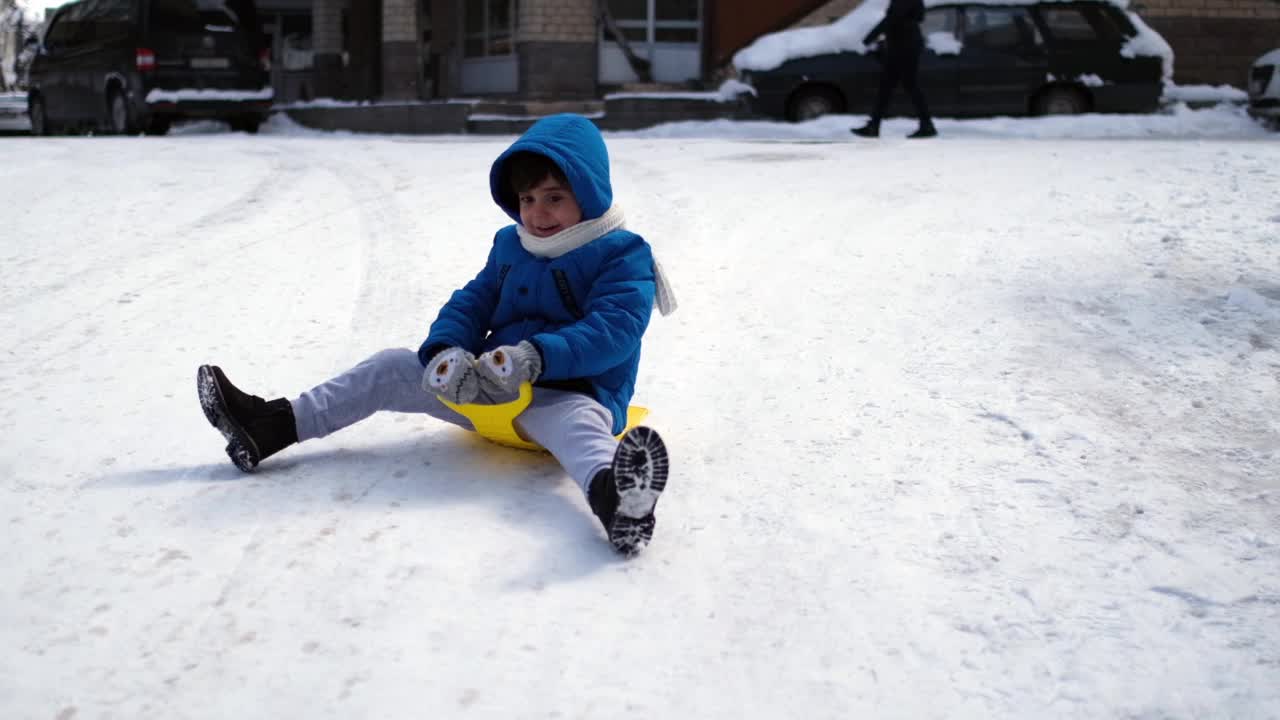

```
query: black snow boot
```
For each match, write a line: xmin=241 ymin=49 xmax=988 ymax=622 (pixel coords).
xmin=588 ymin=426 xmax=669 ymax=556
xmin=197 ymin=365 xmax=297 ymax=472
xmin=851 ymin=120 xmax=880 ymax=138
xmin=908 ymin=119 xmax=938 ymax=139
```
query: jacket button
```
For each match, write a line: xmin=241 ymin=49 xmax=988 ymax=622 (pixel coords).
xmin=518 ymin=287 xmax=529 ymax=295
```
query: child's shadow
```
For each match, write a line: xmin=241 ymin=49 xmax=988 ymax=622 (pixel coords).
xmin=93 ymin=431 xmax=625 ymax=585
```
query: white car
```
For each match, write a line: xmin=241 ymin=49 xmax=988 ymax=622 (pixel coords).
xmin=1250 ymin=48 xmax=1280 ymax=129
xmin=0 ymin=93 xmax=31 ymax=133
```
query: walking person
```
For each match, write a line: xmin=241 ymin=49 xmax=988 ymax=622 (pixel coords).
xmin=852 ymin=0 xmax=938 ymax=139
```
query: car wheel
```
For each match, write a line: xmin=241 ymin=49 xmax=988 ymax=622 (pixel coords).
xmin=787 ymin=86 xmax=844 ymax=122
xmin=28 ymin=95 xmax=49 ymax=136
xmin=1034 ymin=87 xmax=1088 ymax=116
xmin=107 ymin=89 xmax=138 ymax=135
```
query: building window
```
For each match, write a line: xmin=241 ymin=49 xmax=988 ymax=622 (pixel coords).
xmin=605 ymin=0 xmax=700 ymax=45
xmin=465 ymin=0 xmax=517 ymax=58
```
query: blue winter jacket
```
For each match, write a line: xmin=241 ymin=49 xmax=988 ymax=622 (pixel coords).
xmin=418 ymin=114 xmax=656 ymax=434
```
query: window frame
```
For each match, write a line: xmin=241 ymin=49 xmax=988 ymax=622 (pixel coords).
xmin=464 ymin=0 xmax=517 ymax=59
xmin=603 ymin=0 xmax=702 ymax=47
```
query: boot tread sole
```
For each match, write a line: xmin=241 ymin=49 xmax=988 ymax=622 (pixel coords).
xmin=608 ymin=426 xmax=669 ymax=556
xmin=197 ymin=365 xmax=261 ymax=472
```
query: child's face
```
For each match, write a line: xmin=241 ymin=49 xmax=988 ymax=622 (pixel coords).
xmin=518 ymin=175 xmax=583 ymax=238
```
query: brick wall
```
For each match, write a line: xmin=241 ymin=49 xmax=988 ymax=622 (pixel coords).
xmin=517 ymin=0 xmax=598 ymax=97
xmin=1136 ymin=0 xmax=1280 ymax=19
xmin=380 ymin=0 xmax=421 ymax=99
xmin=793 ymin=0 xmax=861 ymax=27
xmin=312 ymin=0 xmax=345 ymax=98
xmin=519 ymin=0 xmax=597 ymax=43
xmin=313 ymin=0 xmax=343 ymax=55
xmin=382 ymin=0 xmax=418 ymax=43
xmin=1135 ymin=0 xmax=1279 ymax=85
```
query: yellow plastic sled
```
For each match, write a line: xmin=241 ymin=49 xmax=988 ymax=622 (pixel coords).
xmin=438 ymin=381 xmax=649 ymax=451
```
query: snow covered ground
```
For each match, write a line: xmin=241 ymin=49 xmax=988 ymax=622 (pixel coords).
xmin=2 ymin=110 xmax=1278 ymax=719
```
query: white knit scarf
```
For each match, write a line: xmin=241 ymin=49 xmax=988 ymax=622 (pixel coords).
xmin=516 ymin=204 xmax=678 ymax=316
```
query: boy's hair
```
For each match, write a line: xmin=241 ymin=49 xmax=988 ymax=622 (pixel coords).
xmin=506 ymin=151 xmax=569 ymax=195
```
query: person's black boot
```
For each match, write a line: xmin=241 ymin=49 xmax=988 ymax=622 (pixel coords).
xmin=197 ymin=365 xmax=298 ymax=472
xmin=851 ymin=120 xmax=880 ymax=138
xmin=908 ymin=120 xmax=938 ymax=138
xmin=588 ymin=468 xmax=619 ymax=530
xmin=588 ymin=426 xmax=669 ymax=556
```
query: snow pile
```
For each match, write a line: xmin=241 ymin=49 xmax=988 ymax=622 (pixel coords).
xmin=273 ymin=97 xmax=484 ymax=110
xmin=1120 ymin=10 xmax=1175 ymax=83
xmin=145 ymin=87 xmax=274 ymax=103
xmin=258 ymin=110 xmax=352 ymax=136
xmin=1163 ymin=84 xmax=1249 ymax=104
xmin=717 ymin=78 xmax=758 ymax=99
xmin=168 ymin=119 xmax=239 ymax=135
xmin=1049 ymin=73 xmax=1109 ymax=86
xmin=927 ymin=31 xmax=962 ymax=55
xmin=603 ymin=79 xmax=756 ymax=103
xmin=734 ymin=0 xmax=882 ymax=72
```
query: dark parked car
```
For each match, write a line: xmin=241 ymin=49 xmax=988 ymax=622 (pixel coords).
xmin=739 ymin=0 xmax=1166 ymax=122
xmin=27 ymin=0 xmax=271 ymax=136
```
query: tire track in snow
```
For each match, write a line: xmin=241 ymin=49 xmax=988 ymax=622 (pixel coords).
xmin=315 ymin=146 xmax=432 ymax=350
xmin=4 ymin=144 xmax=291 ymax=314
xmin=6 ymin=146 xmax=378 ymax=364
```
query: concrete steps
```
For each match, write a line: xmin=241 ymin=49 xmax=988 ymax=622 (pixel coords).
xmin=282 ymin=88 xmax=752 ymax=136
xmin=465 ymin=98 xmax=606 ymax=135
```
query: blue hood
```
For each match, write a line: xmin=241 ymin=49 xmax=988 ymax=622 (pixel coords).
xmin=489 ymin=114 xmax=613 ymax=223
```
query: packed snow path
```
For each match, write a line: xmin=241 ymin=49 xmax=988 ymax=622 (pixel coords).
xmin=2 ymin=117 xmax=1278 ymax=719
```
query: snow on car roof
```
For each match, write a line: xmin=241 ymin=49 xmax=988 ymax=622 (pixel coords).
xmin=733 ymin=0 xmax=1172 ymax=83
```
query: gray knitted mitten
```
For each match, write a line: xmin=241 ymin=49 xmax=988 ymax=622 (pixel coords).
xmin=475 ymin=341 xmax=543 ymax=396
xmin=422 ymin=346 xmax=480 ymax=404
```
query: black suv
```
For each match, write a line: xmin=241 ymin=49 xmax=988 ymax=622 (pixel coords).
xmin=27 ymin=0 xmax=271 ymax=136
xmin=740 ymin=0 xmax=1165 ymax=122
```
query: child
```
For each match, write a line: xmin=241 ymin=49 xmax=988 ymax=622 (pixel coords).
xmin=196 ymin=114 xmax=675 ymax=556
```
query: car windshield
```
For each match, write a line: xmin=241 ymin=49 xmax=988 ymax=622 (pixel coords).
xmin=150 ymin=0 xmax=247 ymax=32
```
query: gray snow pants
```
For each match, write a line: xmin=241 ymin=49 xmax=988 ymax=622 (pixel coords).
xmin=290 ymin=348 xmax=618 ymax=496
